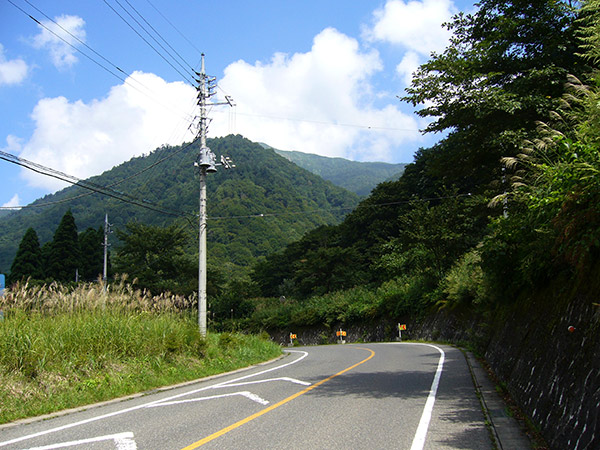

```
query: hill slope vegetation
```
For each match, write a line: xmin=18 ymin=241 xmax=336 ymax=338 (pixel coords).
xmin=0 ymin=135 xmax=359 ymax=274
xmin=271 ymin=147 xmax=406 ymax=196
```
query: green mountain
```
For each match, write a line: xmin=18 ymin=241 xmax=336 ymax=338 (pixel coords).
xmin=265 ymin=146 xmax=406 ymax=197
xmin=0 ymin=135 xmax=359 ymax=274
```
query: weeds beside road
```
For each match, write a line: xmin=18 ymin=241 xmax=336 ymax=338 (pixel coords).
xmin=0 ymin=280 xmax=281 ymax=424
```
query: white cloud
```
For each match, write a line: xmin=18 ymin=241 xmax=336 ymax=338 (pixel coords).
xmin=17 ymin=72 xmax=197 ymax=192
xmin=0 ymin=43 xmax=28 ymax=85
xmin=31 ymin=15 xmax=86 ymax=69
xmin=396 ymin=51 xmax=422 ymax=86
xmin=1 ymin=194 xmax=21 ymax=209
xmin=212 ymin=27 xmax=423 ymax=162
xmin=366 ymin=0 xmax=456 ymax=56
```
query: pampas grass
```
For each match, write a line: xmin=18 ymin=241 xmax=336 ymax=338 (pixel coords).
xmin=0 ymin=279 xmax=280 ymax=424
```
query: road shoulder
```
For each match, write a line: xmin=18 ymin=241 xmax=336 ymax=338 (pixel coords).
xmin=464 ymin=351 xmax=534 ymax=449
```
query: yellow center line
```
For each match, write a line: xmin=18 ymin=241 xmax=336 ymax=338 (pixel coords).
xmin=180 ymin=347 xmax=375 ymax=449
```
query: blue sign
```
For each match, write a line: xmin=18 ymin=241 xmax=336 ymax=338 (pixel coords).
xmin=0 ymin=274 xmax=4 ymax=296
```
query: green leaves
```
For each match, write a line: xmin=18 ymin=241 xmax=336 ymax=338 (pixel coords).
xmin=113 ymin=222 xmax=196 ymax=295
xmin=404 ymin=0 xmax=581 ymax=195
xmin=8 ymin=228 xmax=43 ymax=284
xmin=47 ymin=210 xmax=80 ymax=283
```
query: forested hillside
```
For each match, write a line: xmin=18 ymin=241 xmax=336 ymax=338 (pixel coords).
xmin=251 ymin=0 xmax=586 ymax=301
xmin=271 ymin=147 xmax=406 ymax=196
xmin=0 ymin=135 xmax=359 ymax=274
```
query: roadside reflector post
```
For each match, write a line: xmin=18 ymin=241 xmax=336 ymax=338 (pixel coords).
xmin=398 ymin=323 xmax=407 ymax=341
xmin=337 ymin=328 xmax=346 ymax=344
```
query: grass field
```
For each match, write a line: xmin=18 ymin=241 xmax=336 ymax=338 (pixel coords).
xmin=0 ymin=279 xmax=281 ymax=424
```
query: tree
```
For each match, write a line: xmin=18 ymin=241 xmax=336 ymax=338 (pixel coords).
xmin=47 ymin=210 xmax=80 ymax=283
xmin=403 ymin=0 xmax=582 ymax=195
xmin=483 ymin=0 xmax=600 ymax=282
xmin=113 ymin=222 xmax=196 ymax=295
xmin=79 ymin=226 xmax=105 ymax=281
xmin=376 ymin=193 xmax=485 ymax=281
xmin=8 ymin=228 xmax=43 ymax=284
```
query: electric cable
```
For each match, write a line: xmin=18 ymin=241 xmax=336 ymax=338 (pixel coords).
xmin=0 ymin=149 xmax=194 ymax=218
xmin=0 ymin=139 xmax=199 ymax=210
xmin=209 ymin=106 xmax=422 ymax=133
xmin=102 ymin=0 xmax=196 ymax=85
xmin=143 ymin=0 xmax=203 ymax=57
xmin=121 ymin=0 xmax=196 ymax=75
xmin=6 ymin=0 xmax=196 ymax=124
xmin=207 ymin=193 xmax=474 ymax=221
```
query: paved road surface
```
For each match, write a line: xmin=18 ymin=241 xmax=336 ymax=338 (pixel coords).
xmin=0 ymin=343 xmax=492 ymax=449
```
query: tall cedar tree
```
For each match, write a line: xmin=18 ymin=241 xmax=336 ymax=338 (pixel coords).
xmin=47 ymin=210 xmax=80 ymax=282
xmin=8 ymin=227 xmax=43 ymax=284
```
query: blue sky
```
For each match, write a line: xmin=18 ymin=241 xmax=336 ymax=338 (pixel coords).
xmin=0 ymin=0 xmax=475 ymax=208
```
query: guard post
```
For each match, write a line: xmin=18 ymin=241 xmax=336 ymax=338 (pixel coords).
xmin=398 ymin=323 xmax=407 ymax=341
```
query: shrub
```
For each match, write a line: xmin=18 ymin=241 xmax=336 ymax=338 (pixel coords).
xmin=441 ymin=250 xmax=488 ymax=308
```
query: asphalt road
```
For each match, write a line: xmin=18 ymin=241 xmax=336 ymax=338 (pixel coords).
xmin=0 ymin=343 xmax=492 ymax=449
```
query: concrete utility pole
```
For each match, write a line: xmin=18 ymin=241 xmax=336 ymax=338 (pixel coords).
xmin=103 ymin=213 xmax=111 ymax=288
xmin=194 ymin=54 xmax=235 ymax=337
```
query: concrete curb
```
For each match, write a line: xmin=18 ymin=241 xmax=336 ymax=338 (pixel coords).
xmin=464 ymin=351 xmax=533 ymax=449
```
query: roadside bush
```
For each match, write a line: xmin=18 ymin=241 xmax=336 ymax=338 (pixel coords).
xmin=441 ymin=249 xmax=489 ymax=309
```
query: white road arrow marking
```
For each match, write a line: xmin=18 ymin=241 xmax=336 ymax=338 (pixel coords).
xmin=22 ymin=432 xmax=137 ymax=450
xmin=215 ymin=376 xmax=311 ymax=388
xmin=146 ymin=391 xmax=269 ymax=407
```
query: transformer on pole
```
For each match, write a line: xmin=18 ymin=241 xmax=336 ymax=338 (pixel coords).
xmin=194 ymin=54 xmax=235 ymax=337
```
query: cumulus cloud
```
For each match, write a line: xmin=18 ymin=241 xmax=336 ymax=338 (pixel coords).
xmin=364 ymin=0 xmax=457 ymax=88
xmin=366 ymin=0 xmax=456 ymax=55
xmin=0 ymin=43 xmax=28 ymax=85
xmin=31 ymin=14 xmax=86 ymax=69
xmin=395 ymin=51 xmax=422 ymax=87
xmin=1 ymin=194 xmax=21 ymax=209
xmin=212 ymin=27 xmax=423 ymax=162
xmin=16 ymin=72 xmax=197 ymax=191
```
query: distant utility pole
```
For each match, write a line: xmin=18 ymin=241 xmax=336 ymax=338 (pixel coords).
xmin=103 ymin=213 xmax=112 ymax=288
xmin=194 ymin=54 xmax=235 ymax=336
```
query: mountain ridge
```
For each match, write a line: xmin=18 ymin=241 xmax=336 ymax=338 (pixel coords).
xmin=0 ymin=135 xmax=359 ymax=274
xmin=260 ymin=145 xmax=407 ymax=196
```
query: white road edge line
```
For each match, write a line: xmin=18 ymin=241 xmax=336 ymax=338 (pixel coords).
xmin=0 ymin=351 xmax=309 ymax=448
xmin=403 ymin=343 xmax=446 ymax=450
xmin=22 ymin=431 xmax=136 ymax=450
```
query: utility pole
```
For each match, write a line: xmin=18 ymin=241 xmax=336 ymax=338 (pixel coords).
xmin=194 ymin=54 xmax=235 ymax=337
xmin=103 ymin=213 xmax=111 ymax=288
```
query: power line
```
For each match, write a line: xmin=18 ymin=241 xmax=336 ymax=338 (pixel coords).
xmin=210 ymin=107 xmax=422 ymax=132
xmin=0 ymin=149 xmax=193 ymax=218
xmin=7 ymin=0 xmax=197 ymax=125
xmin=143 ymin=0 xmax=203 ymax=57
xmin=0 ymin=139 xmax=200 ymax=210
xmin=121 ymin=0 xmax=196 ymax=75
xmin=207 ymin=193 xmax=475 ymax=221
xmin=19 ymin=0 xmax=129 ymax=77
xmin=102 ymin=0 xmax=196 ymax=85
